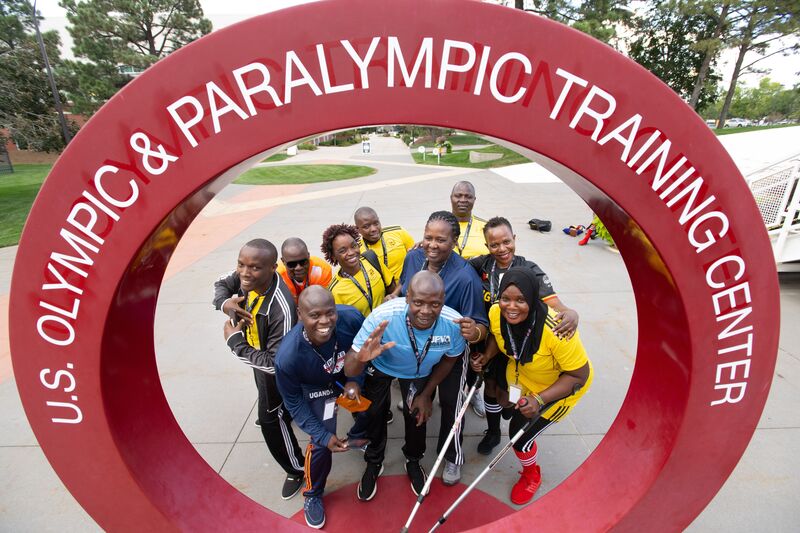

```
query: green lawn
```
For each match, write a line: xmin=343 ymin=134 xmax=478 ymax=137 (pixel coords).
xmin=446 ymin=134 xmax=492 ymax=146
xmin=713 ymin=123 xmax=798 ymax=136
xmin=411 ymin=133 xmax=492 ymax=148
xmin=0 ymin=164 xmax=52 ymax=247
xmin=0 ymin=162 xmax=375 ymax=247
xmin=412 ymin=145 xmax=530 ymax=169
xmin=262 ymin=153 xmax=292 ymax=162
xmin=234 ymin=164 xmax=376 ymax=185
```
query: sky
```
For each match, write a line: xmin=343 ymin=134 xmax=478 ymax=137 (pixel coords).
xmin=33 ymin=0 xmax=800 ymax=89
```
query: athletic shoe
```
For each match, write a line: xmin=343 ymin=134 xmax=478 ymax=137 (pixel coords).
xmin=396 ymin=399 xmax=404 ymax=411
xmin=477 ymin=430 xmax=501 ymax=455
xmin=303 ymin=496 xmax=325 ymax=529
xmin=510 ymin=463 xmax=542 ymax=505
xmin=281 ymin=474 xmax=303 ymax=500
xmin=386 ymin=409 xmax=394 ymax=425
xmin=442 ymin=460 xmax=461 ymax=486
xmin=357 ymin=463 xmax=384 ymax=501
xmin=470 ymin=392 xmax=486 ymax=418
xmin=254 ymin=418 xmax=261 ymax=427
xmin=405 ymin=459 xmax=428 ymax=496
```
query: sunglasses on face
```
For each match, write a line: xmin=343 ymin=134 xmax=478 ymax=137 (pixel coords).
xmin=285 ymin=258 xmax=310 ymax=269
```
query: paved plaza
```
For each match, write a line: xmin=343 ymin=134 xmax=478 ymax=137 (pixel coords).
xmin=1 ymin=129 xmax=799 ymax=531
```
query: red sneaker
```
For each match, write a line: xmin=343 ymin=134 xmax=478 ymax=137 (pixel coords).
xmin=510 ymin=464 xmax=541 ymax=505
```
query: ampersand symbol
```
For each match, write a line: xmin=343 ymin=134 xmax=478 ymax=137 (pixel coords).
xmin=130 ymin=132 xmax=179 ymax=176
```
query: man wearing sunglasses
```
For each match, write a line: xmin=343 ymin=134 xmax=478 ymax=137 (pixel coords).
xmin=277 ymin=237 xmax=333 ymax=303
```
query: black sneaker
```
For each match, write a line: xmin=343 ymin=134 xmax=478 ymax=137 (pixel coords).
xmin=281 ymin=474 xmax=304 ymax=500
xmin=386 ymin=409 xmax=394 ymax=425
xmin=357 ymin=463 xmax=384 ymax=501
xmin=477 ymin=430 xmax=501 ymax=455
xmin=405 ymin=460 xmax=428 ymax=496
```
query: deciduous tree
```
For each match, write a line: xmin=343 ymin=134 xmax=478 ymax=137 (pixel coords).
xmin=628 ymin=0 xmax=722 ymax=111
xmin=717 ymin=0 xmax=800 ymax=127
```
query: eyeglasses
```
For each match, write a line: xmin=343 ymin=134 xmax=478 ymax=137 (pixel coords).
xmin=285 ymin=258 xmax=310 ymax=269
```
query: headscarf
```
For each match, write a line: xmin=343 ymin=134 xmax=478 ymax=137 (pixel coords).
xmin=498 ymin=267 xmax=547 ymax=364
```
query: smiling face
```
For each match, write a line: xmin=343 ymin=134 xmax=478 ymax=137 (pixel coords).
xmin=236 ymin=245 xmax=276 ymax=294
xmin=422 ymin=220 xmax=456 ymax=268
xmin=406 ymin=280 xmax=445 ymax=330
xmin=406 ymin=270 xmax=444 ymax=329
xmin=298 ymin=288 xmax=338 ymax=346
xmin=354 ymin=210 xmax=382 ymax=245
xmin=332 ymin=233 xmax=361 ymax=273
xmin=498 ymin=283 xmax=530 ymax=325
xmin=485 ymin=224 xmax=516 ymax=268
xmin=450 ymin=182 xmax=476 ymax=220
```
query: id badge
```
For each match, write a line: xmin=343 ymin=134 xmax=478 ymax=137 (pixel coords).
xmin=323 ymin=398 xmax=337 ymax=420
xmin=508 ymin=384 xmax=522 ymax=404
xmin=406 ymin=382 xmax=417 ymax=410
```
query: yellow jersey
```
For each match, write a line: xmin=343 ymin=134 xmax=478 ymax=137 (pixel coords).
xmin=360 ymin=225 xmax=415 ymax=283
xmin=456 ymin=215 xmax=488 ymax=259
xmin=329 ymin=257 xmax=394 ymax=317
xmin=489 ymin=304 xmax=593 ymax=420
xmin=244 ymin=291 xmax=267 ymax=349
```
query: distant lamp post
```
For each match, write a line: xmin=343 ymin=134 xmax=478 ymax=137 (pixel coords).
xmin=32 ymin=0 xmax=72 ymax=146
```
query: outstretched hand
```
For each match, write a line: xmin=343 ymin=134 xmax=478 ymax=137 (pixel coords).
xmin=354 ymin=320 xmax=397 ymax=362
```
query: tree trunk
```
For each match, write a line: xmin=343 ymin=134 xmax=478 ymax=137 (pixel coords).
xmin=689 ymin=2 xmax=729 ymax=109
xmin=718 ymin=11 xmax=756 ymax=128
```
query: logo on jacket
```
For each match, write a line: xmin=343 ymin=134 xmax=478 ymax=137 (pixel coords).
xmin=323 ymin=350 xmax=346 ymax=374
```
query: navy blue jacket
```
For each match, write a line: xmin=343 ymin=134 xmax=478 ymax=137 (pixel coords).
xmin=275 ymin=305 xmax=364 ymax=447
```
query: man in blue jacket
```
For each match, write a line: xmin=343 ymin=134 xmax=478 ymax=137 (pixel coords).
xmin=275 ymin=286 xmax=386 ymax=529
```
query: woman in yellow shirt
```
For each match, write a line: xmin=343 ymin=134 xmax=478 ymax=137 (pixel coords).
xmin=321 ymin=223 xmax=397 ymax=317
xmin=471 ymin=267 xmax=592 ymax=505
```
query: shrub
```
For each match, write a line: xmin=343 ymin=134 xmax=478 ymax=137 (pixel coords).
xmin=592 ymin=214 xmax=615 ymax=246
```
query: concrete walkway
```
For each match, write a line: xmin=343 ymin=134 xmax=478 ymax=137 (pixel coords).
xmin=1 ymin=130 xmax=799 ymax=531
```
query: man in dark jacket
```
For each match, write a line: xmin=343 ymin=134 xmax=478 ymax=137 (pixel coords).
xmin=214 ymin=238 xmax=305 ymax=499
xmin=275 ymin=286 xmax=368 ymax=529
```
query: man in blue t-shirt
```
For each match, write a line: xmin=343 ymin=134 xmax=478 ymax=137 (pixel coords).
xmin=344 ymin=271 xmax=467 ymax=501
xmin=398 ymin=211 xmax=489 ymax=486
xmin=275 ymin=287 xmax=366 ymax=529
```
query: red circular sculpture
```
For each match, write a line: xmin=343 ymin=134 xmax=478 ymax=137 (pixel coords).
xmin=9 ymin=1 xmax=780 ymax=530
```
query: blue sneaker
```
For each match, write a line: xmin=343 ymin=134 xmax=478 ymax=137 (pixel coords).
xmin=304 ymin=496 xmax=325 ymax=529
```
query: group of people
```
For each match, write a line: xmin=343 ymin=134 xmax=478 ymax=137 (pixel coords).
xmin=213 ymin=181 xmax=593 ymax=528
